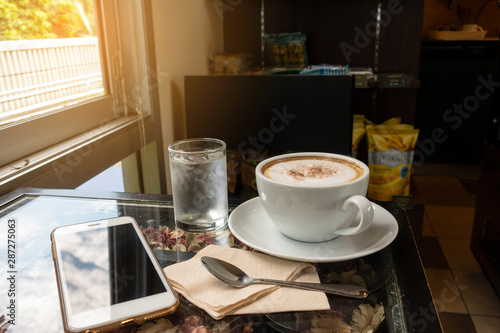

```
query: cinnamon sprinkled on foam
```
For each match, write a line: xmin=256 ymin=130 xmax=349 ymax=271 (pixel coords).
xmin=286 ymin=164 xmax=338 ymax=180
xmin=263 ymin=157 xmax=363 ymax=186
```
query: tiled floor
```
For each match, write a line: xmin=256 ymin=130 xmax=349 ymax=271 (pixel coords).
xmin=411 ymin=164 xmax=500 ymax=333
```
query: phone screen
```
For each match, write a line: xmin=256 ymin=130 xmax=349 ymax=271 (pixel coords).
xmin=56 ymin=223 xmax=167 ymax=315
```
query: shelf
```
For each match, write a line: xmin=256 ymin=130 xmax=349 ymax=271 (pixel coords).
xmin=210 ymin=71 xmax=420 ymax=89
xmin=354 ymin=73 xmax=420 ymax=89
xmin=221 ymin=0 xmax=426 ymax=123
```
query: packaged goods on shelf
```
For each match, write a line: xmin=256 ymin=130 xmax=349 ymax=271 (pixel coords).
xmin=299 ymin=64 xmax=350 ymax=75
xmin=365 ymin=118 xmax=419 ymax=202
xmin=351 ymin=67 xmax=375 ymax=88
xmin=209 ymin=53 xmax=252 ymax=75
xmin=263 ymin=32 xmax=308 ymax=69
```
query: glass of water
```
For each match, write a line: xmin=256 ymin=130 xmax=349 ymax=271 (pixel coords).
xmin=168 ymin=138 xmax=228 ymax=232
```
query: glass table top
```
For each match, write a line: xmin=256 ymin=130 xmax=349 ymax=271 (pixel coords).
xmin=0 ymin=189 xmax=440 ymax=332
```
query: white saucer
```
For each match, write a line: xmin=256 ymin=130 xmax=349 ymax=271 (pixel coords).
xmin=228 ymin=197 xmax=398 ymax=263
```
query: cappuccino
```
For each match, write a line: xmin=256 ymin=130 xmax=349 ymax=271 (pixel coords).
xmin=262 ymin=156 xmax=364 ymax=186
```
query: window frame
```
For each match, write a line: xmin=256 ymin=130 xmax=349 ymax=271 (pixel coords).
xmin=0 ymin=0 xmax=166 ymax=195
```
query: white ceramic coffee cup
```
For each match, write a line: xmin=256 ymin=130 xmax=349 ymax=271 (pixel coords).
xmin=255 ymin=152 xmax=374 ymax=242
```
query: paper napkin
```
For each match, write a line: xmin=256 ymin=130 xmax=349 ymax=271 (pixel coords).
xmin=164 ymin=245 xmax=330 ymax=319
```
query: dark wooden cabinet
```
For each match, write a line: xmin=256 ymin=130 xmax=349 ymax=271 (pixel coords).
xmin=415 ymin=40 xmax=499 ymax=164
xmin=184 ymin=75 xmax=354 ymax=154
xmin=471 ymin=57 xmax=500 ymax=296
xmin=471 ymin=141 xmax=500 ymax=297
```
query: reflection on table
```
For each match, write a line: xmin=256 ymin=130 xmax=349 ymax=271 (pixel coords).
xmin=0 ymin=188 xmax=441 ymax=332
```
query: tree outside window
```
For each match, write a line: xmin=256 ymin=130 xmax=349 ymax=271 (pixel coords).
xmin=0 ymin=0 xmax=96 ymax=40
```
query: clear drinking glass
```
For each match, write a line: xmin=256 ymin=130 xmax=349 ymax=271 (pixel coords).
xmin=168 ymin=138 xmax=228 ymax=232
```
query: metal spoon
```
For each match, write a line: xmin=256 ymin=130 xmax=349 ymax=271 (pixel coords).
xmin=200 ymin=256 xmax=368 ymax=299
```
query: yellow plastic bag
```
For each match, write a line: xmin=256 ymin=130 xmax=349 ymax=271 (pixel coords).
xmin=366 ymin=125 xmax=419 ymax=201
xmin=352 ymin=115 xmax=366 ymax=157
xmin=364 ymin=116 xmax=401 ymax=127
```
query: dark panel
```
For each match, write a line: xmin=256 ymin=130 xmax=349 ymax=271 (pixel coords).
xmin=377 ymin=0 xmax=425 ymax=75
xmin=471 ymin=142 xmax=500 ymax=298
xmin=352 ymin=89 xmax=375 ymax=116
xmin=184 ymin=75 xmax=353 ymax=154
xmin=374 ymin=89 xmax=418 ymax=124
xmin=222 ymin=0 xmax=262 ymax=67
xmin=415 ymin=40 xmax=499 ymax=164
xmin=264 ymin=0 xmax=377 ymax=67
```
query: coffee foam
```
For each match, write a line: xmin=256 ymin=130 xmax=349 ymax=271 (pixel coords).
xmin=263 ymin=156 xmax=364 ymax=186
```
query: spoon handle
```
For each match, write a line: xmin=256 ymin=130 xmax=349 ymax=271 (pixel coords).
xmin=254 ymin=278 xmax=368 ymax=299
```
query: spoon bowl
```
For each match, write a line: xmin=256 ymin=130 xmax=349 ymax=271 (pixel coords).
xmin=201 ymin=256 xmax=368 ymax=299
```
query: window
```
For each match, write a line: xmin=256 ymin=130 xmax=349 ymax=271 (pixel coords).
xmin=0 ymin=0 xmax=165 ymax=195
xmin=0 ymin=37 xmax=105 ymax=126
xmin=0 ymin=0 xmax=104 ymax=126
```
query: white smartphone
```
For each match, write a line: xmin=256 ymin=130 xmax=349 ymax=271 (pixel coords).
xmin=51 ymin=216 xmax=179 ymax=333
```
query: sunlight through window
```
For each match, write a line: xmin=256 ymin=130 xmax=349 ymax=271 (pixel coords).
xmin=0 ymin=0 xmax=104 ymax=126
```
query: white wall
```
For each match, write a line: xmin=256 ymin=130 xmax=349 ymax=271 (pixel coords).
xmin=152 ymin=0 xmax=224 ymax=142
xmin=151 ymin=0 xmax=224 ymax=193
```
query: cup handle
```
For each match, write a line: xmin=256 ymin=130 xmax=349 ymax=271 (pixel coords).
xmin=334 ymin=195 xmax=374 ymax=236
xmin=477 ymin=25 xmax=484 ymax=31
